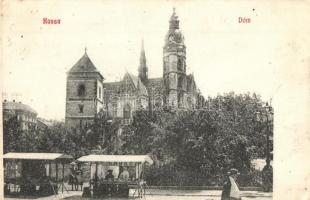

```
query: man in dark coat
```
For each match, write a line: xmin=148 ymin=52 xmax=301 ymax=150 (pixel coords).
xmin=105 ymin=169 xmax=114 ymax=180
xmin=221 ymin=168 xmax=242 ymax=200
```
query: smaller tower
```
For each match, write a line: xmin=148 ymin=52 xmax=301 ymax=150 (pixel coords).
xmin=138 ymin=39 xmax=148 ymax=85
xmin=65 ymin=49 xmax=104 ymax=129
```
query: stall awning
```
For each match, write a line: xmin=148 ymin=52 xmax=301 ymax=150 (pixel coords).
xmin=77 ymin=155 xmax=153 ymax=165
xmin=3 ymin=152 xmax=73 ymax=162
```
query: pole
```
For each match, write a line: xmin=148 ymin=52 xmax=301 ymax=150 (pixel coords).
xmin=142 ymin=163 xmax=145 ymax=180
xmin=62 ymin=163 xmax=65 ymax=193
xmin=49 ymin=162 xmax=52 ymax=177
xmin=266 ymin=115 xmax=270 ymax=166
xmin=95 ymin=163 xmax=98 ymax=196
xmin=56 ymin=162 xmax=58 ymax=188
xmin=95 ymin=163 xmax=98 ymax=178
xmin=14 ymin=161 xmax=16 ymax=193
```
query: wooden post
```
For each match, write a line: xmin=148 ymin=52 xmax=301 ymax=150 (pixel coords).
xmin=138 ymin=163 xmax=140 ymax=180
xmin=62 ymin=163 xmax=65 ymax=193
xmin=49 ymin=162 xmax=52 ymax=177
xmin=95 ymin=163 xmax=98 ymax=182
xmin=142 ymin=163 xmax=145 ymax=180
xmin=56 ymin=162 xmax=58 ymax=188
xmin=89 ymin=163 xmax=92 ymax=190
xmin=14 ymin=161 xmax=16 ymax=193
xmin=95 ymin=163 xmax=98 ymax=196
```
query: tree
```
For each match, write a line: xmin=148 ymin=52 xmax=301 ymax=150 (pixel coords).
xmin=121 ymin=92 xmax=272 ymax=186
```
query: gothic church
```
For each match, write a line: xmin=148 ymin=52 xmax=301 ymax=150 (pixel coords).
xmin=65 ymin=9 xmax=205 ymax=128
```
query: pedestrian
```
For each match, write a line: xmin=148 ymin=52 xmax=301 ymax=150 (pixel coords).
xmin=68 ymin=169 xmax=75 ymax=191
xmin=262 ymin=164 xmax=273 ymax=192
xmin=221 ymin=168 xmax=242 ymax=200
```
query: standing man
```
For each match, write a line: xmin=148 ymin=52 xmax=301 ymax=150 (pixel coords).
xmin=105 ymin=169 xmax=114 ymax=180
xmin=221 ymin=168 xmax=242 ymax=200
xmin=262 ymin=163 xmax=273 ymax=192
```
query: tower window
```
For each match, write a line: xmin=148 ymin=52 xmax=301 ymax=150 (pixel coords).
xmin=177 ymin=57 xmax=182 ymax=71
xmin=123 ymin=104 xmax=131 ymax=119
xmin=178 ymin=76 xmax=183 ymax=89
xmin=78 ymin=84 xmax=86 ymax=97
xmin=78 ymin=103 xmax=84 ymax=113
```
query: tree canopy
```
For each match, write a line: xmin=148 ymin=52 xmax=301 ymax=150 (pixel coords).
xmin=3 ymin=92 xmax=272 ymax=186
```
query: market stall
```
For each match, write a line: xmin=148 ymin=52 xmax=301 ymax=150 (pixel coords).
xmin=77 ymin=154 xmax=153 ymax=198
xmin=3 ymin=152 xmax=74 ymax=196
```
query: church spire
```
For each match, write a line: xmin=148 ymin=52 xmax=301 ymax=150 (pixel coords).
xmin=138 ymin=39 xmax=148 ymax=85
xmin=140 ymin=39 xmax=146 ymax=65
xmin=169 ymin=7 xmax=179 ymax=30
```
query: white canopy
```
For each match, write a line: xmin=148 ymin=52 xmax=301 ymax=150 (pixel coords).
xmin=3 ymin=152 xmax=73 ymax=161
xmin=77 ymin=155 xmax=153 ymax=165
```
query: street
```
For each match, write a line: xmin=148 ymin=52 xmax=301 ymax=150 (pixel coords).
xmin=5 ymin=190 xmax=272 ymax=200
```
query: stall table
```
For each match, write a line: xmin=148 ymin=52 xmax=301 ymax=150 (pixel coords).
xmin=77 ymin=154 xmax=153 ymax=198
xmin=3 ymin=152 xmax=74 ymax=196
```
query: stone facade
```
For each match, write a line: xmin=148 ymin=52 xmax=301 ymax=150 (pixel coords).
xmin=65 ymin=9 xmax=204 ymax=128
xmin=65 ymin=53 xmax=104 ymax=129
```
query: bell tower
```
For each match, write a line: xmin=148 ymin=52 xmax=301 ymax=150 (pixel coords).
xmin=65 ymin=49 xmax=104 ymax=129
xmin=163 ymin=8 xmax=187 ymax=108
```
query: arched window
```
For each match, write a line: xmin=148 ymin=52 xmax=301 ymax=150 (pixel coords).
xmin=78 ymin=103 xmax=84 ymax=113
xmin=177 ymin=57 xmax=183 ymax=71
xmin=78 ymin=84 xmax=86 ymax=97
xmin=123 ymin=104 xmax=131 ymax=119
xmin=111 ymin=97 xmax=118 ymax=117
xmin=178 ymin=76 xmax=183 ymax=89
xmin=99 ymin=87 xmax=102 ymax=99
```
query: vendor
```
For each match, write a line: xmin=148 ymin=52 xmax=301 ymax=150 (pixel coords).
xmin=105 ymin=169 xmax=114 ymax=181
xmin=119 ymin=167 xmax=130 ymax=181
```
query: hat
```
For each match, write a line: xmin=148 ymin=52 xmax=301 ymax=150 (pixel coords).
xmin=108 ymin=169 xmax=113 ymax=172
xmin=227 ymin=168 xmax=240 ymax=176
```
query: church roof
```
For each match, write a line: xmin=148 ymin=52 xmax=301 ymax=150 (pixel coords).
xmin=124 ymin=73 xmax=148 ymax=96
xmin=69 ymin=52 xmax=99 ymax=73
xmin=103 ymin=81 xmax=122 ymax=90
xmin=103 ymin=73 xmax=148 ymax=96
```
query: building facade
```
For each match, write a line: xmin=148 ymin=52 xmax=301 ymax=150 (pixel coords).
xmin=3 ymin=100 xmax=37 ymax=131
xmin=65 ymin=9 xmax=204 ymax=128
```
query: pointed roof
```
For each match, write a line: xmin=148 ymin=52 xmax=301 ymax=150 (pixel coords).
xmin=123 ymin=72 xmax=148 ymax=95
xmin=139 ymin=39 xmax=147 ymax=68
xmin=169 ymin=7 xmax=179 ymax=30
xmin=69 ymin=52 xmax=99 ymax=73
xmin=170 ymin=7 xmax=179 ymax=22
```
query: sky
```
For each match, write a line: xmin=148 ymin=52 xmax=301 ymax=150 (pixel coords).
xmin=1 ymin=0 xmax=310 ymax=196
xmin=1 ymin=0 xmax=309 ymax=121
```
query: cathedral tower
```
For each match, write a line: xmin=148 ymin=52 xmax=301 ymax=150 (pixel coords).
xmin=138 ymin=40 xmax=148 ymax=85
xmin=65 ymin=50 xmax=104 ymax=129
xmin=163 ymin=8 xmax=187 ymax=108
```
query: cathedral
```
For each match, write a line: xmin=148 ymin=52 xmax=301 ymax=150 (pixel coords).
xmin=65 ymin=9 xmax=205 ymax=128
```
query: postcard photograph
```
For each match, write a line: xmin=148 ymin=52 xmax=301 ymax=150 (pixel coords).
xmin=1 ymin=1 xmax=310 ymax=200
